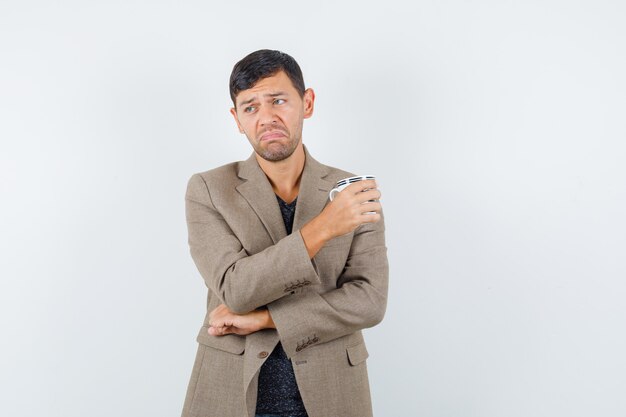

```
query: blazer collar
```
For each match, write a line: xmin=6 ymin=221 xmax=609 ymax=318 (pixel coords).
xmin=236 ymin=144 xmax=334 ymax=244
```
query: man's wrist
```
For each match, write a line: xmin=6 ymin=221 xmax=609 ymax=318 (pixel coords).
xmin=300 ymin=215 xmax=333 ymax=258
xmin=264 ymin=309 xmax=276 ymax=329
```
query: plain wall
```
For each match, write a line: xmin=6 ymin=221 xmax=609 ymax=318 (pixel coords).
xmin=1 ymin=1 xmax=625 ymax=416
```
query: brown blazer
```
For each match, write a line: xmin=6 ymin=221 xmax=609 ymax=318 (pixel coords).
xmin=181 ymin=145 xmax=389 ymax=417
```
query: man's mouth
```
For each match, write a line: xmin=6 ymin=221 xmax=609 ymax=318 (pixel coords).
xmin=260 ymin=130 xmax=286 ymax=141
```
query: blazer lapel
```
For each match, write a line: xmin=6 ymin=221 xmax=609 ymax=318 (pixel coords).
xmin=293 ymin=145 xmax=334 ymax=232
xmin=236 ymin=153 xmax=287 ymax=244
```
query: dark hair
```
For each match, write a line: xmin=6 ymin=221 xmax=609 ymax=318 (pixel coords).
xmin=229 ymin=49 xmax=305 ymax=106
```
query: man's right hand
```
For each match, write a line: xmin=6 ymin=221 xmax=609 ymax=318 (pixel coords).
xmin=300 ymin=179 xmax=382 ymax=258
xmin=207 ymin=304 xmax=275 ymax=336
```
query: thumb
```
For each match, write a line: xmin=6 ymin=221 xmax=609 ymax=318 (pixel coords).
xmin=208 ymin=326 xmax=227 ymax=336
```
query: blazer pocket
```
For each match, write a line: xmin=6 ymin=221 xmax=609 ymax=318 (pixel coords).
xmin=346 ymin=342 xmax=369 ymax=366
xmin=196 ymin=326 xmax=245 ymax=355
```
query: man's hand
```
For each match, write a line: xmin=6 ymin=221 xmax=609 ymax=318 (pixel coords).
xmin=208 ymin=304 xmax=276 ymax=336
xmin=300 ymin=179 xmax=382 ymax=258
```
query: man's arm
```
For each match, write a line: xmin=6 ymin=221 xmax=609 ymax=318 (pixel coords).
xmin=268 ymin=216 xmax=388 ymax=357
xmin=187 ymin=172 xmax=382 ymax=315
xmin=208 ymin=213 xmax=388 ymax=358
xmin=186 ymin=173 xmax=321 ymax=314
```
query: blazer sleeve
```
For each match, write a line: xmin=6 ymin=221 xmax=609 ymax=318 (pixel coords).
xmin=267 ymin=213 xmax=389 ymax=358
xmin=185 ymin=173 xmax=322 ymax=314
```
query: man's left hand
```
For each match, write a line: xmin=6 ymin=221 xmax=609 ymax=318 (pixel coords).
xmin=208 ymin=304 xmax=276 ymax=336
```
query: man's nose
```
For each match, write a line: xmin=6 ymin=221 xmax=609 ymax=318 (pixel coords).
xmin=258 ymin=104 xmax=277 ymax=126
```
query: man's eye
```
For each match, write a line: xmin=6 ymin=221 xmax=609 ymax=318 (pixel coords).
xmin=244 ymin=106 xmax=255 ymax=113
xmin=274 ymin=99 xmax=285 ymax=105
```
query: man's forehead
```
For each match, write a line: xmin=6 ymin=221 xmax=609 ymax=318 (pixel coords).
xmin=235 ymin=71 xmax=295 ymax=104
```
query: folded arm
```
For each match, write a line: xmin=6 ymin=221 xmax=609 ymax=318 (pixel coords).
xmin=198 ymin=174 xmax=388 ymax=353
xmin=268 ymin=219 xmax=388 ymax=357
xmin=186 ymin=173 xmax=321 ymax=314
xmin=206 ymin=216 xmax=388 ymax=357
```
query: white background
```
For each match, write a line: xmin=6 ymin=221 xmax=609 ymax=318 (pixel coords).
xmin=1 ymin=1 xmax=625 ymax=416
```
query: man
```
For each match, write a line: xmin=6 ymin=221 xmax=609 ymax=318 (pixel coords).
xmin=181 ymin=49 xmax=388 ymax=417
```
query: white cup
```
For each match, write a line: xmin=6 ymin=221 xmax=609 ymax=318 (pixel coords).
xmin=329 ymin=175 xmax=377 ymax=214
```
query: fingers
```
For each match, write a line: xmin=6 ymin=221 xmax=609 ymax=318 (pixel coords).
xmin=358 ymin=213 xmax=381 ymax=225
xmin=208 ymin=307 xmax=237 ymax=336
xmin=360 ymin=201 xmax=382 ymax=214
xmin=345 ymin=179 xmax=378 ymax=194
xmin=356 ymin=189 xmax=381 ymax=203
xmin=209 ymin=304 xmax=236 ymax=329
xmin=343 ymin=182 xmax=381 ymax=202
xmin=208 ymin=325 xmax=234 ymax=336
xmin=208 ymin=304 xmax=261 ymax=337
xmin=208 ymin=303 xmax=228 ymax=322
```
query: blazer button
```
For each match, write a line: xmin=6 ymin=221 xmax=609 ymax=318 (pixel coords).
xmin=258 ymin=351 xmax=269 ymax=359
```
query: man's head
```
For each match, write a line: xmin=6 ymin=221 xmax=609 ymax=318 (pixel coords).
xmin=229 ymin=49 xmax=314 ymax=162
xmin=229 ymin=49 xmax=305 ymax=106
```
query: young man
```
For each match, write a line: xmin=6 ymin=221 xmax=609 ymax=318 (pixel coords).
xmin=181 ymin=49 xmax=389 ymax=417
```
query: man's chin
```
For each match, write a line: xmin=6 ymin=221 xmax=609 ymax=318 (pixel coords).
xmin=258 ymin=150 xmax=291 ymax=162
xmin=251 ymin=136 xmax=301 ymax=162
xmin=256 ymin=144 xmax=295 ymax=162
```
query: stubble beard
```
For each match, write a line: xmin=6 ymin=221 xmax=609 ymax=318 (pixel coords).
xmin=253 ymin=135 xmax=300 ymax=162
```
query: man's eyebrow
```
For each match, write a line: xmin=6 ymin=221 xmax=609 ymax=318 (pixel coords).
xmin=238 ymin=96 xmax=256 ymax=108
xmin=237 ymin=92 xmax=287 ymax=109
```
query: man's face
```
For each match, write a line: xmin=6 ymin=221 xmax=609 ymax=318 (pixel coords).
xmin=230 ymin=70 xmax=314 ymax=162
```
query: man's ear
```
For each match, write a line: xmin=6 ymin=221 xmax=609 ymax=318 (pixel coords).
xmin=230 ymin=107 xmax=244 ymax=133
xmin=303 ymin=88 xmax=315 ymax=119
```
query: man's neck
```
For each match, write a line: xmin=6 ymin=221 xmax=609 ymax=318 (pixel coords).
xmin=255 ymin=142 xmax=305 ymax=204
